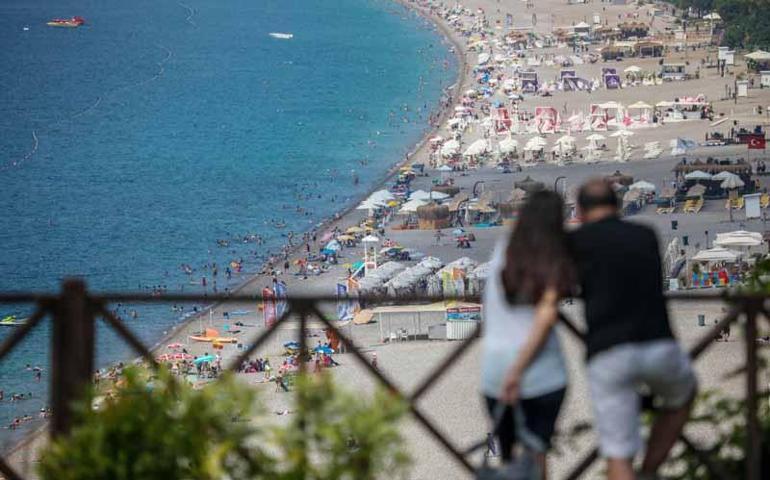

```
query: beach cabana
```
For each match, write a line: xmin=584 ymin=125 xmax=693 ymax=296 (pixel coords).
xmin=416 ymin=204 xmax=451 ymax=230
xmin=626 ymin=101 xmax=653 ymax=125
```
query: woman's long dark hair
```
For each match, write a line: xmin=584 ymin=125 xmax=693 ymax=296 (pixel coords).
xmin=502 ymin=190 xmax=575 ymax=304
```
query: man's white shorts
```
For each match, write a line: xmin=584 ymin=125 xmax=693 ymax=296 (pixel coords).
xmin=588 ymin=339 xmax=697 ymax=459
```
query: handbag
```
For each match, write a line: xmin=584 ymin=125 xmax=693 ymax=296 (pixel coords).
xmin=475 ymin=402 xmax=542 ymax=480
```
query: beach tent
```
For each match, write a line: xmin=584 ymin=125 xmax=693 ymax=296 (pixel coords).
xmin=691 ymin=247 xmax=740 ymax=263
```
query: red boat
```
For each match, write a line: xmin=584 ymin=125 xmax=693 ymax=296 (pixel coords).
xmin=47 ymin=16 xmax=85 ymax=28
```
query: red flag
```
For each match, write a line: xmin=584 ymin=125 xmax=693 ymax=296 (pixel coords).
xmin=748 ymin=135 xmax=766 ymax=149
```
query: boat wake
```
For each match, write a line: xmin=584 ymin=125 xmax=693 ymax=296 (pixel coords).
xmin=178 ymin=2 xmax=197 ymax=28
xmin=137 ymin=44 xmax=174 ymax=87
xmin=0 ymin=130 xmax=38 ymax=172
xmin=2 ymin=43 xmax=174 ymax=174
xmin=70 ymin=95 xmax=102 ymax=120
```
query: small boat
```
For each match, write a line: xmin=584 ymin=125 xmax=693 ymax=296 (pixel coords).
xmin=47 ymin=16 xmax=85 ymax=28
xmin=0 ymin=315 xmax=25 ymax=327
xmin=269 ymin=32 xmax=293 ymax=40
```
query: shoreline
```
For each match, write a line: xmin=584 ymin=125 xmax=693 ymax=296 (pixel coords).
xmin=2 ymin=0 xmax=470 ymax=462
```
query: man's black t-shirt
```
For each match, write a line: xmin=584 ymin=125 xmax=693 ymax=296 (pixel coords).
xmin=570 ymin=216 xmax=673 ymax=359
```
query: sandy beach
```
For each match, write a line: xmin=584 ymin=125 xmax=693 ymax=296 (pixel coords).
xmin=6 ymin=0 xmax=770 ymax=478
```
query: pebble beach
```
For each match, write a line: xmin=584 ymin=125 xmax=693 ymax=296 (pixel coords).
xmin=6 ymin=0 xmax=770 ymax=478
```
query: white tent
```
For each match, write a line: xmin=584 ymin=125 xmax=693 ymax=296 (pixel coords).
xmin=691 ymin=247 xmax=741 ymax=263
xmin=463 ymin=139 xmax=490 ymax=157
xmin=624 ymin=65 xmax=643 ymax=74
xmin=629 ymin=180 xmax=656 ymax=192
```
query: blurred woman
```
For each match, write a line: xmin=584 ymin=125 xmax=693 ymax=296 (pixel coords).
xmin=481 ymin=190 xmax=574 ymax=478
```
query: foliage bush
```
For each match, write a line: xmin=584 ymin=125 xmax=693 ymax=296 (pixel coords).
xmin=671 ymin=0 xmax=770 ymax=49
xmin=38 ymin=368 xmax=410 ymax=480
xmin=665 ymin=389 xmax=770 ymax=479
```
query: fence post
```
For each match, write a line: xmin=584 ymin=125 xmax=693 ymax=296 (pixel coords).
xmin=744 ymin=301 xmax=760 ymax=480
xmin=51 ymin=279 xmax=95 ymax=438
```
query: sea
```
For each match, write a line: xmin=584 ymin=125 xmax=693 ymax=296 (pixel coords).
xmin=0 ymin=0 xmax=457 ymax=446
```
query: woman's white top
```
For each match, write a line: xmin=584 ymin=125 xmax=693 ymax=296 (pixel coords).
xmin=480 ymin=240 xmax=568 ymax=399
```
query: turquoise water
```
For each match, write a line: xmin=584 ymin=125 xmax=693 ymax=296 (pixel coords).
xmin=0 ymin=0 xmax=456 ymax=442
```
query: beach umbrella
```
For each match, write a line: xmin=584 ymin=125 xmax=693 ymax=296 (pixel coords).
xmin=628 ymin=101 xmax=652 ymax=110
xmin=624 ymin=65 xmax=642 ymax=74
xmin=368 ymin=189 xmax=395 ymax=203
xmin=684 ymin=170 xmax=712 ymax=181
xmin=193 ymin=354 xmax=216 ymax=365
xmin=720 ymin=174 xmax=745 ymax=190
xmin=524 ymin=136 xmax=546 ymax=151
xmin=346 ymin=226 xmax=365 ymax=233
xmin=498 ymin=137 xmax=519 ymax=154
xmin=714 ymin=231 xmax=763 ymax=248
xmin=313 ymin=345 xmax=334 ymax=355
xmin=361 ymin=234 xmax=380 ymax=243
xmin=399 ymin=198 xmax=429 ymax=213
xmin=586 ymin=133 xmax=605 ymax=141
xmin=610 ymin=129 xmax=634 ymax=138
xmin=463 ymin=139 xmax=490 ymax=157
xmin=712 ymin=171 xmax=736 ymax=181
xmin=629 ymin=181 xmax=656 ymax=192
xmin=409 ymin=190 xmax=449 ymax=201
xmin=691 ymin=247 xmax=740 ymax=263
xmin=437 ymin=164 xmax=453 ymax=172
xmin=441 ymin=139 xmax=460 ymax=157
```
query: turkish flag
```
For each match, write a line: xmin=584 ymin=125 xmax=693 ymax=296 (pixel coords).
xmin=748 ymin=135 xmax=766 ymax=149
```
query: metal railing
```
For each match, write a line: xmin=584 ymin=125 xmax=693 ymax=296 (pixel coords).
xmin=0 ymin=280 xmax=766 ymax=479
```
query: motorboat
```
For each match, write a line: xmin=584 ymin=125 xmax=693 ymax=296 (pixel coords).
xmin=269 ymin=32 xmax=293 ymax=40
xmin=47 ymin=16 xmax=85 ymax=28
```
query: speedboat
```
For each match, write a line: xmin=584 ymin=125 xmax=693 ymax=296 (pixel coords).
xmin=269 ymin=32 xmax=293 ymax=40
xmin=0 ymin=315 xmax=25 ymax=327
xmin=47 ymin=16 xmax=85 ymax=28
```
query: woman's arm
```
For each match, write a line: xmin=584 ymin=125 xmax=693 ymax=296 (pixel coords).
xmin=499 ymin=287 xmax=560 ymax=404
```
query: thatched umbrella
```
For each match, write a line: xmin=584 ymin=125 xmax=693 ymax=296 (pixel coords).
xmin=416 ymin=203 xmax=451 ymax=230
xmin=514 ymin=176 xmax=545 ymax=193
xmin=604 ymin=170 xmax=633 ymax=186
